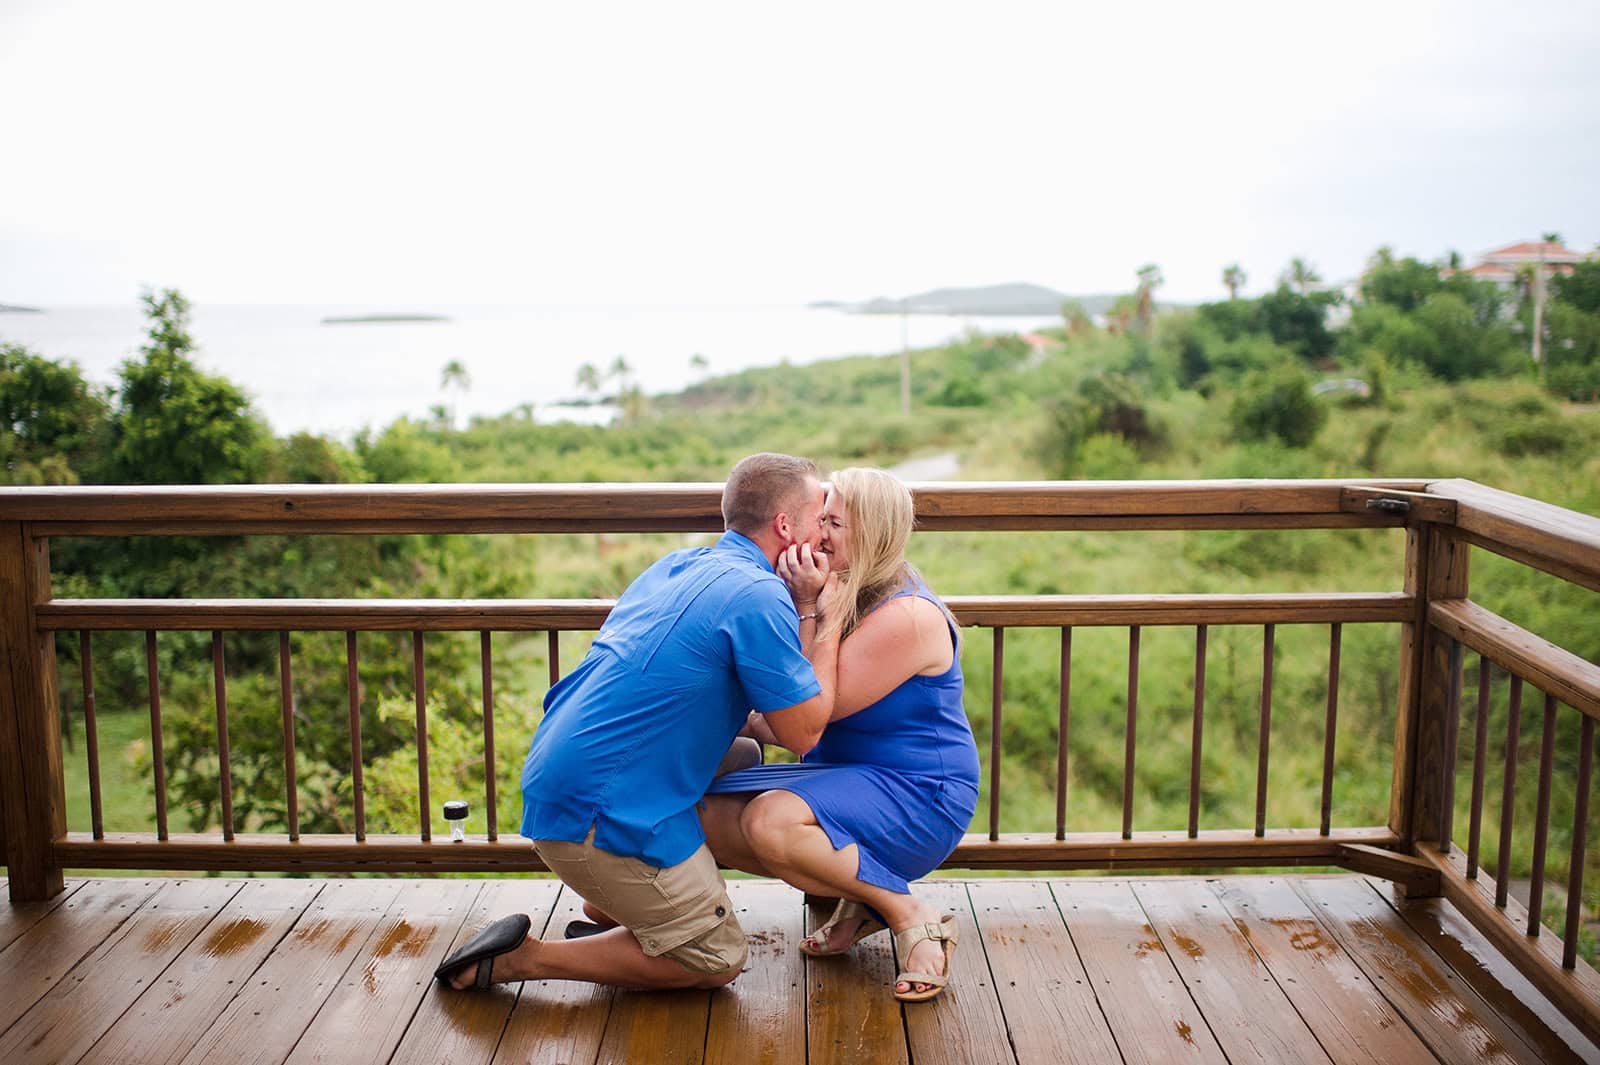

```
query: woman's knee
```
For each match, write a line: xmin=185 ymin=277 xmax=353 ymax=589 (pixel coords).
xmin=740 ymin=791 xmax=809 ymax=856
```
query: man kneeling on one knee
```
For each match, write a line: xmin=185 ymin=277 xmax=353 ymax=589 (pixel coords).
xmin=435 ymin=453 xmax=838 ymax=991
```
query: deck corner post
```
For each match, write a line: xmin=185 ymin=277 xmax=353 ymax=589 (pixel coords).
xmin=1393 ymin=523 xmax=1469 ymax=885
xmin=0 ymin=523 xmax=67 ymax=901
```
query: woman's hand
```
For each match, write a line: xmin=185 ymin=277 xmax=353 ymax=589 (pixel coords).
xmin=816 ymin=571 xmax=847 ymax=625
xmin=777 ymin=541 xmax=830 ymax=607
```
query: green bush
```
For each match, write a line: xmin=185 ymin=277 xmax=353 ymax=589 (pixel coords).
xmin=1228 ymin=368 xmax=1327 ymax=447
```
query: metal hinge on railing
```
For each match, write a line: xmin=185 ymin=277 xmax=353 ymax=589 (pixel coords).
xmin=1339 ymin=486 xmax=1459 ymax=525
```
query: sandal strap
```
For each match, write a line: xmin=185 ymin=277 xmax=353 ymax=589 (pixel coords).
xmin=810 ymin=898 xmax=865 ymax=941
xmin=893 ymin=915 xmax=957 ymax=955
xmin=895 ymin=970 xmax=948 ymax=988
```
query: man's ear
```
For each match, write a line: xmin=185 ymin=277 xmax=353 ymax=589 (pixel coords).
xmin=772 ymin=511 xmax=793 ymax=544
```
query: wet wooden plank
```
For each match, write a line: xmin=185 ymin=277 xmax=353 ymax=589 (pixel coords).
xmin=902 ymin=881 xmax=1013 ymax=1065
xmin=389 ymin=878 xmax=562 ymax=1065
xmin=0 ymin=878 xmax=241 ymax=1064
xmin=1367 ymin=877 xmax=1600 ymax=1065
xmin=1132 ymin=878 xmax=1332 ymax=1065
xmin=966 ymin=879 xmax=1118 ymax=1065
xmin=178 ymin=878 xmax=406 ymax=1065
xmin=81 ymin=879 xmax=325 ymax=1065
xmin=492 ymin=886 xmax=615 ymax=1065
xmin=0 ymin=877 xmax=84 ymax=952
xmin=1053 ymin=880 xmax=1226 ymax=1065
xmin=595 ymin=968 xmax=711 ymax=1063
xmin=806 ymin=894 xmax=908 ymax=1064
xmin=1212 ymin=878 xmax=1434 ymax=1065
xmin=704 ymin=880 xmax=806 ymax=1065
xmin=1294 ymin=876 xmax=1547 ymax=1065
xmin=284 ymin=879 xmax=480 ymax=1065
xmin=0 ymin=877 xmax=161 ymax=1037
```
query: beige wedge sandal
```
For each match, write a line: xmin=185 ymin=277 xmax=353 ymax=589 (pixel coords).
xmin=892 ymin=913 xmax=958 ymax=1003
xmin=800 ymin=898 xmax=888 ymax=956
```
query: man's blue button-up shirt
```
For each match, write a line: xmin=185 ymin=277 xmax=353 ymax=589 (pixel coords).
xmin=520 ymin=530 xmax=820 ymax=868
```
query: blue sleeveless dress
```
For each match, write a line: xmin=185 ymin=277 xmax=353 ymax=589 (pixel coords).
xmin=705 ymin=580 xmax=980 ymax=894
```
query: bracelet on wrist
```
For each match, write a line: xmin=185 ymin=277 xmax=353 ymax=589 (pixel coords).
xmin=797 ymin=611 xmax=819 ymax=621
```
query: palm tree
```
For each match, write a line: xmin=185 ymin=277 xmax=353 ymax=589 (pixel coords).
xmin=608 ymin=354 xmax=633 ymax=388
xmin=1134 ymin=264 xmax=1163 ymax=334
xmin=1060 ymin=299 xmax=1092 ymax=337
xmin=1221 ymin=264 xmax=1246 ymax=301
xmin=575 ymin=362 xmax=602 ymax=395
xmin=1281 ymin=258 xmax=1321 ymax=295
xmin=439 ymin=360 xmax=470 ymax=429
xmin=689 ymin=353 xmax=709 ymax=377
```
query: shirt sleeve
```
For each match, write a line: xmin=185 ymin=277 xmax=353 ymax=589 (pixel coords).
xmin=725 ymin=579 xmax=822 ymax=712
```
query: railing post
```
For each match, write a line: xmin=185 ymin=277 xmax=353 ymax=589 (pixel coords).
xmin=1393 ymin=522 xmax=1468 ymax=892
xmin=0 ymin=524 xmax=67 ymax=900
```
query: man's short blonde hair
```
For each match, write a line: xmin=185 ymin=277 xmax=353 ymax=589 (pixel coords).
xmin=721 ymin=453 xmax=819 ymax=536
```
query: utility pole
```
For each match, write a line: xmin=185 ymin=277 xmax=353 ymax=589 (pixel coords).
xmin=1532 ymin=244 xmax=1547 ymax=379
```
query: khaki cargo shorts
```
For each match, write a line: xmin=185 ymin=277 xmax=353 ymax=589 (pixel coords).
xmin=535 ymin=829 xmax=748 ymax=975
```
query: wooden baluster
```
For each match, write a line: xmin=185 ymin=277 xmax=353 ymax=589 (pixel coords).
xmin=79 ymin=631 xmax=103 ymax=841
xmin=413 ymin=631 xmax=431 ymax=842
xmin=1495 ymin=675 xmax=1523 ymax=907
xmin=481 ymin=630 xmax=498 ymax=841
xmin=212 ymin=631 xmax=234 ymax=842
xmin=1319 ymin=623 xmax=1341 ymax=837
xmin=1188 ymin=625 xmax=1206 ymax=839
xmin=347 ymin=631 xmax=365 ymax=842
xmin=1439 ymin=640 xmax=1464 ymax=853
xmin=1564 ymin=715 xmax=1595 ymax=969
xmin=1526 ymin=692 xmax=1559 ymax=936
xmin=278 ymin=632 xmax=298 ymax=842
xmin=146 ymin=631 xmax=168 ymax=841
xmin=1466 ymin=656 xmax=1491 ymax=878
xmin=1055 ymin=627 xmax=1071 ymax=842
xmin=1255 ymin=623 xmax=1275 ymax=838
xmin=989 ymin=628 xmax=1004 ymax=842
xmin=1123 ymin=626 xmax=1140 ymax=841
xmin=548 ymin=630 xmax=561 ymax=685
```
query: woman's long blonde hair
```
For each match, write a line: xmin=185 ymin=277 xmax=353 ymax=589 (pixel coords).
xmin=824 ymin=467 xmax=926 ymax=641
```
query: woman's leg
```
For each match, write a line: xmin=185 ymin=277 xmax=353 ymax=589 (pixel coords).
xmin=699 ymin=793 xmax=776 ymax=876
xmin=740 ymin=789 xmax=948 ymax=994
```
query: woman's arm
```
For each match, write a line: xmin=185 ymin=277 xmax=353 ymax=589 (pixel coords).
xmin=739 ymin=709 xmax=779 ymax=745
xmin=830 ymin=595 xmax=953 ymax=720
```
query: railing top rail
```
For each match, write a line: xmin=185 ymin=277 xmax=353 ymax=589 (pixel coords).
xmin=1427 ymin=478 xmax=1600 ymax=592
xmin=0 ymin=478 xmax=1430 ymax=534
xmin=37 ymin=591 xmax=1414 ymax=631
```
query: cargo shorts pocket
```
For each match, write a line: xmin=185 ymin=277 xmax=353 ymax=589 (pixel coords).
xmin=634 ymin=846 xmax=746 ymax=974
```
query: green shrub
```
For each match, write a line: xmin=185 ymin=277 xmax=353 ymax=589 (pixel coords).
xmin=1228 ymin=368 xmax=1327 ymax=447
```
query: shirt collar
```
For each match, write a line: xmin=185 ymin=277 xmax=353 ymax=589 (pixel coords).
xmin=715 ymin=529 xmax=776 ymax=573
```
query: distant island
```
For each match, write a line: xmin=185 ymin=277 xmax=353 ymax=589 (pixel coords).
xmin=321 ymin=313 xmax=451 ymax=324
xmin=0 ymin=303 xmax=44 ymax=314
xmin=811 ymin=282 xmax=1123 ymax=317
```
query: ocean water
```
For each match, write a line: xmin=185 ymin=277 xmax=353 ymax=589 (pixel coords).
xmin=0 ymin=304 xmax=1058 ymax=440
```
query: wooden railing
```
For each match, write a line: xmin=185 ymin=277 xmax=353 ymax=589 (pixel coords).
xmin=2 ymin=477 xmax=1598 ymax=1039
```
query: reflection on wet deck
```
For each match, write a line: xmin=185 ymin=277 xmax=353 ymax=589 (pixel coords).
xmin=1 ymin=874 xmax=1596 ymax=1064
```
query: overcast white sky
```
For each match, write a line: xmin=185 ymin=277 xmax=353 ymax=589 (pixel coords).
xmin=2 ymin=0 xmax=1596 ymax=307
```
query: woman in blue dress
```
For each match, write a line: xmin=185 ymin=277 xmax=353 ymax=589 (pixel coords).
xmin=701 ymin=466 xmax=980 ymax=1002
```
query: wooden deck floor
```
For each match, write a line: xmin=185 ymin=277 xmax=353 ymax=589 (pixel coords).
xmin=2 ymin=873 xmax=1597 ymax=1065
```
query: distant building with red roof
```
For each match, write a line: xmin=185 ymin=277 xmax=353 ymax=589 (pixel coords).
xmin=1464 ymin=239 xmax=1588 ymax=287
